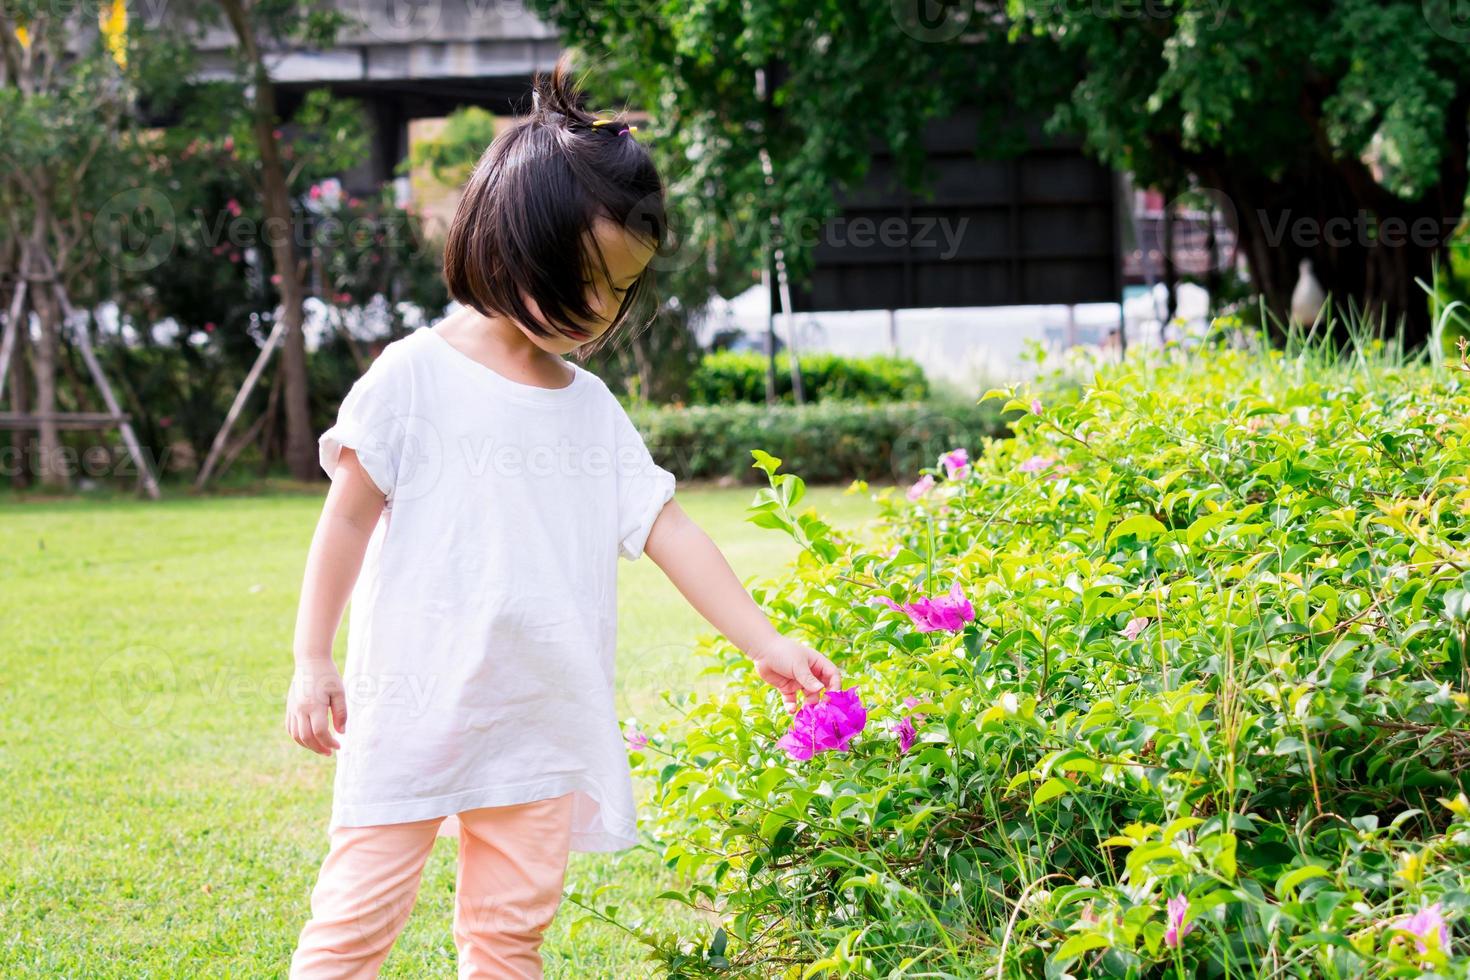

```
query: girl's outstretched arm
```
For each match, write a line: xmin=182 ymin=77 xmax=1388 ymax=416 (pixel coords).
xmin=643 ymin=498 xmax=842 ymax=714
xmin=286 ymin=447 xmax=384 ymax=756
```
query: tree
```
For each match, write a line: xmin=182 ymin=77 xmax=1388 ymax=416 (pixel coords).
xmin=211 ymin=0 xmax=354 ymax=480
xmin=0 ymin=1 xmax=137 ymax=489
xmin=533 ymin=0 xmax=1470 ymax=345
xmin=1015 ymin=0 xmax=1470 ymax=343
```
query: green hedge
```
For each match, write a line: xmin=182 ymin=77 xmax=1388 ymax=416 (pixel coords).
xmin=688 ymin=350 xmax=929 ymax=405
xmin=614 ymin=340 xmax=1470 ymax=976
xmin=630 ymin=400 xmax=1007 ymax=484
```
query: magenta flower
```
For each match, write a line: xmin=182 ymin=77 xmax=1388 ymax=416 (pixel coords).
xmin=880 ymin=582 xmax=975 ymax=633
xmin=1018 ymin=455 xmax=1052 ymax=473
xmin=624 ymin=728 xmax=649 ymax=751
xmin=777 ymin=687 xmax=868 ymax=761
xmin=1164 ymin=894 xmax=1195 ymax=948
xmin=1121 ymin=617 xmax=1150 ymax=641
xmin=906 ymin=474 xmax=935 ymax=501
xmin=891 ymin=716 xmax=917 ymax=754
xmin=890 ymin=695 xmax=927 ymax=755
xmin=939 ymin=448 xmax=969 ymax=480
xmin=1394 ymin=903 xmax=1450 ymax=961
xmin=1031 ymin=398 xmax=1043 ymax=415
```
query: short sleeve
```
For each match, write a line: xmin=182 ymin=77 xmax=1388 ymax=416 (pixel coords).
xmin=612 ymin=400 xmax=676 ymax=561
xmin=318 ymin=348 xmax=408 ymax=499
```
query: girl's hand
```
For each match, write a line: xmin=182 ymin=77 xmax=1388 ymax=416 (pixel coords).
xmin=750 ymin=635 xmax=842 ymax=715
xmin=286 ymin=659 xmax=348 ymax=757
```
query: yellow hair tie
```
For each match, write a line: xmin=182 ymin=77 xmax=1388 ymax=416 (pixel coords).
xmin=591 ymin=119 xmax=638 ymax=136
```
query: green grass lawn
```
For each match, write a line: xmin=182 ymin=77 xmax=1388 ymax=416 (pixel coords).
xmin=0 ymin=483 xmax=878 ymax=977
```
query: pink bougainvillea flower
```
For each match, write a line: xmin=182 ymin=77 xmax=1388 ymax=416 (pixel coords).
xmin=890 ymin=695 xmax=928 ymax=755
xmin=939 ymin=448 xmax=969 ymax=480
xmin=1392 ymin=903 xmax=1450 ymax=962
xmin=1031 ymin=398 xmax=1043 ymax=416
xmin=906 ymin=474 xmax=935 ymax=502
xmin=880 ymin=582 xmax=975 ymax=634
xmin=891 ymin=715 xmax=917 ymax=754
xmin=1121 ymin=617 xmax=1150 ymax=641
xmin=623 ymin=728 xmax=648 ymax=751
xmin=777 ymin=687 xmax=868 ymax=761
xmin=1018 ymin=455 xmax=1053 ymax=473
xmin=1164 ymin=894 xmax=1196 ymax=948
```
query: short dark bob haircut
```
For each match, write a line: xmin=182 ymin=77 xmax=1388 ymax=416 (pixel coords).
xmin=442 ymin=54 xmax=667 ymax=356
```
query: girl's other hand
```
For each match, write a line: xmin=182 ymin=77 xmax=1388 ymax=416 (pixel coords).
xmin=286 ymin=659 xmax=348 ymax=756
xmin=750 ymin=636 xmax=842 ymax=715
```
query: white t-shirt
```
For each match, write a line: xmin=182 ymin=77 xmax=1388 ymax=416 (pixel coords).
xmin=315 ymin=325 xmax=676 ymax=852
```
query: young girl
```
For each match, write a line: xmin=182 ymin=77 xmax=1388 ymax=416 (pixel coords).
xmin=284 ymin=58 xmax=841 ymax=978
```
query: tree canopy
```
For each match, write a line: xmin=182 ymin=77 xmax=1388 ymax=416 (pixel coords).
xmin=535 ymin=0 xmax=1470 ymax=339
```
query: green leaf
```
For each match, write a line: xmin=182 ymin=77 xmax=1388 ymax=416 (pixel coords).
xmin=750 ymin=449 xmax=783 ymax=476
xmin=1032 ymin=776 xmax=1074 ymax=806
xmin=1107 ymin=514 xmax=1167 ymax=545
xmin=1055 ymin=932 xmax=1111 ymax=962
xmin=1276 ymin=865 xmax=1330 ymax=899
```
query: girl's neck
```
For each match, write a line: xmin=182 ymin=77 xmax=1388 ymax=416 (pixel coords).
xmin=434 ymin=306 xmax=574 ymax=388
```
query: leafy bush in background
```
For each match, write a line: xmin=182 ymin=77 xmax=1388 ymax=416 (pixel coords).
xmin=630 ymin=400 xmax=1006 ymax=485
xmin=608 ymin=339 xmax=1470 ymax=976
xmin=688 ymin=351 xmax=930 ymax=405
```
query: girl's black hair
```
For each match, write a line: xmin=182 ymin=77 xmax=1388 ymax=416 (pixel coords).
xmin=442 ymin=53 xmax=666 ymax=356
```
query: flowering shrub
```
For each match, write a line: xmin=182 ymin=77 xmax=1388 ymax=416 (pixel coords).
xmin=602 ymin=342 xmax=1470 ymax=977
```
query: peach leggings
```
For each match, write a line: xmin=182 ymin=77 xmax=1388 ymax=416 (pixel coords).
xmin=289 ymin=793 xmax=576 ymax=979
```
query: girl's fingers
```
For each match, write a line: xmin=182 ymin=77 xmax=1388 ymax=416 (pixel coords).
xmin=296 ymin=713 xmax=318 ymax=754
xmin=812 ymin=653 xmax=841 ymax=689
xmin=309 ymin=709 xmax=339 ymax=755
xmin=329 ymin=690 xmax=348 ymax=733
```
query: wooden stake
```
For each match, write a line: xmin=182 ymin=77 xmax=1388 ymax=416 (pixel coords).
xmin=53 ymin=283 xmax=162 ymax=500
xmin=0 ymin=279 xmax=26 ymax=406
xmin=194 ymin=313 xmax=288 ymax=490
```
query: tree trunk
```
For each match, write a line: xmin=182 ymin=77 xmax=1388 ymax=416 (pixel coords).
xmin=29 ymin=276 xmax=70 ymax=490
xmin=6 ymin=300 xmax=34 ymax=490
xmin=1216 ymin=162 xmax=1455 ymax=348
xmin=1154 ymin=83 xmax=1468 ymax=350
xmin=219 ymin=0 xmax=317 ymax=481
